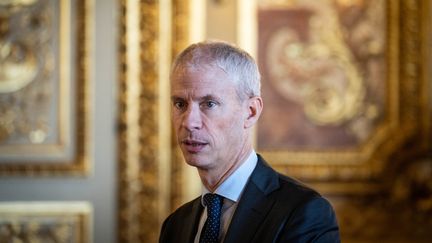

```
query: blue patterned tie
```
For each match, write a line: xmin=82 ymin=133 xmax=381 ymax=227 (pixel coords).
xmin=199 ymin=193 xmax=223 ymax=243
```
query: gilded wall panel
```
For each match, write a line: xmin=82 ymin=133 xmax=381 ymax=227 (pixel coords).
xmin=0 ymin=202 xmax=92 ymax=243
xmin=252 ymin=0 xmax=431 ymax=242
xmin=258 ymin=0 xmax=386 ymax=149
xmin=255 ymin=0 xmax=430 ymax=192
xmin=0 ymin=0 xmax=92 ymax=176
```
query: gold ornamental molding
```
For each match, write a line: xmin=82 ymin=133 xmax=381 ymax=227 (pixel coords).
xmin=0 ymin=201 xmax=92 ymax=242
xmin=0 ymin=0 xmax=92 ymax=176
xmin=170 ymin=0 xmax=191 ymax=212
xmin=118 ymin=0 xmax=172 ymax=242
xmin=256 ymin=0 xmax=431 ymax=195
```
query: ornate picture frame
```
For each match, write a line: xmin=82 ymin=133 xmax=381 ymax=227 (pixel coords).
xmin=0 ymin=201 xmax=92 ymax=242
xmin=238 ymin=0 xmax=431 ymax=242
xmin=240 ymin=0 xmax=430 ymax=193
xmin=0 ymin=0 xmax=92 ymax=176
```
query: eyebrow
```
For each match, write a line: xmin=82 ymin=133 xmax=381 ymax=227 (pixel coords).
xmin=201 ymin=94 xmax=218 ymax=101
xmin=171 ymin=95 xmax=182 ymax=101
xmin=170 ymin=94 xmax=219 ymax=101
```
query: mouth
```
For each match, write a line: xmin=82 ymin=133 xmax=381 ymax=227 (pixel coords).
xmin=181 ymin=139 xmax=208 ymax=153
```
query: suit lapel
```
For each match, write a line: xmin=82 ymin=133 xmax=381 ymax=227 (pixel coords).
xmin=181 ymin=198 xmax=204 ymax=243
xmin=223 ymin=156 xmax=280 ymax=243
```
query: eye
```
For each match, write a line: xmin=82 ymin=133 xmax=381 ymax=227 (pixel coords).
xmin=201 ymin=100 xmax=217 ymax=109
xmin=173 ymin=100 xmax=186 ymax=110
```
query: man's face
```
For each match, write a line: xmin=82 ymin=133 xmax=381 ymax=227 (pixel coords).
xmin=171 ymin=66 xmax=250 ymax=172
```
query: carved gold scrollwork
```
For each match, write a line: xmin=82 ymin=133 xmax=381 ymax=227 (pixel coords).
xmin=0 ymin=41 xmax=38 ymax=93
xmin=0 ymin=0 xmax=51 ymax=94
xmin=171 ymin=0 xmax=190 ymax=211
xmin=266 ymin=1 xmax=366 ymax=126
xmin=0 ymin=0 xmax=52 ymax=144
xmin=0 ymin=0 xmax=91 ymax=175
xmin=118 ymin=0 xmax=163 ymax=242
xmin=0 ymin=202 xmax=91 ymax=243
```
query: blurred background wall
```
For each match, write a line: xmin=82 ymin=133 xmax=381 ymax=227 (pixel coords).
xmin=0 ymin=0 xmax=118 ymax=242
xmin=0 ymin=0 xmax=430 ymax=242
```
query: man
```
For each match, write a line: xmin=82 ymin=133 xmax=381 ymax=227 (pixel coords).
xmin=159 ymin=41 xmax=340 ymax=243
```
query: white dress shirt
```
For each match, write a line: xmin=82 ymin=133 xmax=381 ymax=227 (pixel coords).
xmin=194 ymin=151 xmax=258 ymax=243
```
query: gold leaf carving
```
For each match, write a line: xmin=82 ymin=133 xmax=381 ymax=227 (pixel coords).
xmin=118 ymin=0 xmax=164 ymax=242
xmin=0 ymin=202 xmax=91 ymax=243
xmin=0 ymin=0 xmax=91 ymax=175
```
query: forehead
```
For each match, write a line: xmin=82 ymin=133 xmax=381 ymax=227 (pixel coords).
xmin=171 ymin=66 xmax=237 ymax=95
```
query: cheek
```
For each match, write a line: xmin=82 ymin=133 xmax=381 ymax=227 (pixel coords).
xmin=201 ymin=106 xmax=247 ymax=140
xmin=171 ymin=115 xmax=182 ymax=134
xmin=214 ymin=115 xmax=244 ymax=139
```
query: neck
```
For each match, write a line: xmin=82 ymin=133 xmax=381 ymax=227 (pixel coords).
xmin=198 ymin=147 xmax=253 ymax=192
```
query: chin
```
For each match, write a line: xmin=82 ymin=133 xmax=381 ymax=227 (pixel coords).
xmin=183 ymin=154 xmax=210 ymax=168
xmin=184 ymin=157 xmax=203 ymax=167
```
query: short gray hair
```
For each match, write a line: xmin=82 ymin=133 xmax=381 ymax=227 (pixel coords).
xmin=171 ymin=40 xmax=261 ymax=99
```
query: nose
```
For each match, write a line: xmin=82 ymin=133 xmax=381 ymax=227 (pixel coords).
xmin=182 ymin=104 xmax=203 ymax=131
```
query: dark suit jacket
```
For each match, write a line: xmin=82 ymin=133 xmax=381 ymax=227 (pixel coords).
xmin=159 ymin=155 xmax=340 ymax=243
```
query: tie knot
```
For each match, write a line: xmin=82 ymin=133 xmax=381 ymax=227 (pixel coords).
xmin=203 ymin=193 xmax=222 ymax=210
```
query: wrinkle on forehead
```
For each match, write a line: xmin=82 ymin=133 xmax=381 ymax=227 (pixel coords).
xmin=171 ymin=65 xmax=232 ymax=87
xmin=171 ymin=64 xmax=247 ymax=102
xmin=172 ymin=62 xmax=229 ymax=78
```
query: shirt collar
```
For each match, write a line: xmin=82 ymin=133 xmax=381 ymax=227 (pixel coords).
xmin=201 ymin=151 xmax=258 ymax=205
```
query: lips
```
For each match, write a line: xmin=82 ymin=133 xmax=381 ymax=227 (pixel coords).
xmin=181 ymin=139 xmax=208 ymax=153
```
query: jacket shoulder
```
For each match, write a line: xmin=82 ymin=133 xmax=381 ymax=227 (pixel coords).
xmin=252 ymin=157 xmax=340 ymax=242
xmin=278 ymin=173 xmax=320 ymax=200
xmin=255 ymin=154 xmax=320 ymax=203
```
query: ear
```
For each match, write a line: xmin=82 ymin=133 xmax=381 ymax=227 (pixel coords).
xmin=244 ymin=96 xmax=263 ymax=128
